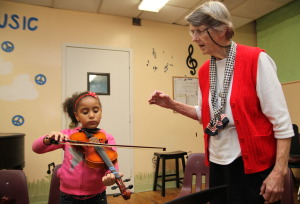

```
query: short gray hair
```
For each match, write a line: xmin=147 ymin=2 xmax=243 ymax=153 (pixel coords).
xmin=185 ymin=1 xmax=234 ymax=39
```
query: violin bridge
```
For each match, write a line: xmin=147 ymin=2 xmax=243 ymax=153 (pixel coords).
xmin=89 ymin=137 xmax=100 ymax=143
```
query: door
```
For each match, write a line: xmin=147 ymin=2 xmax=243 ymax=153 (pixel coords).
xmin=63 ymin=44 xmax=133 ymax=194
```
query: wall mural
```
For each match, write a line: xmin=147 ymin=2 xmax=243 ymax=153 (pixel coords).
xmin=186 ymin=44 xmax=198 ymax=75
xmin=0 ymin=14 xmax=41 ymax=128
xmin=0 ymin=13 xmax=49 ymax=203
xmin=0 ymin=13 xmax=39 ymax=31
xmin=1 ymin=41 xmax=14 ymax=52
xmin=11 ymin=115 xmax=25 ymax=126
xmin=146 ymin=44 xmax=198 ymax=76
xmin=146 ymin=48 xmax=174 ymax=73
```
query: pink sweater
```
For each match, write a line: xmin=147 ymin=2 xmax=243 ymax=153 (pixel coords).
xmin=32 ymin=127 xmax=118 ymax=195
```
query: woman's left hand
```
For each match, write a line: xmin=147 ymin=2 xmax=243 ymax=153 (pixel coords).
xmin=260 ymin=169 xmax=285 ymax=203
xmin=102 ymin=172 xmax=124 ymax=186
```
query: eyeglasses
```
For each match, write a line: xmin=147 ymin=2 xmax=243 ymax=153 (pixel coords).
xmin=189 ymin=27 xmax=210 ymax=38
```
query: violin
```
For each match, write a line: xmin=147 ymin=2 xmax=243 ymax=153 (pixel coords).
xmin=69 ymin=131 xmax=118 ymax=169
xmin=70 ymin=129 xmax=131 ymax=200
xmin=47 ymin=130 xmax=166 ymax=200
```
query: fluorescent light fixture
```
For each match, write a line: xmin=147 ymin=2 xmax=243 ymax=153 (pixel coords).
xmin=138 ymin=0 xmax=169 ymax=12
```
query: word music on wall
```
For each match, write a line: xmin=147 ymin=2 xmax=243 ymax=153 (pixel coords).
xmin=0 ymin=13 xmax=39 ymax=31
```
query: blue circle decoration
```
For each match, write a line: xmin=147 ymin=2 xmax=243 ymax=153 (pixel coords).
xmin=12 ymin=115 xmax=25 ymax=126
xmin=1 ymin=41 xmax=14 ymax=52
xmin=35 ymin=74 xmax=47 ymax=85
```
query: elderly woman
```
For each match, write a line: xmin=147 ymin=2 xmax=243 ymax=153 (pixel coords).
xmin=148 ymin=1 xmax=293 ymax=204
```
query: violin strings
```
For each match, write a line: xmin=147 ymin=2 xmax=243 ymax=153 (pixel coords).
xmin=94 ymin=146 xmax=121 ymax=179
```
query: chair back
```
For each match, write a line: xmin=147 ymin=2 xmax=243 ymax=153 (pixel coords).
xmin=0 ymin=169 xmax=29 ymax=204
xmin=48 ymin=164 xmax=62 ymax=204
xmin=281 ymin=167 xmax=294 ymax=204
xmin=290 ymin=124 xmax=299 ymax=155
xmin=176 ymin=153 xmax=209 ymax=198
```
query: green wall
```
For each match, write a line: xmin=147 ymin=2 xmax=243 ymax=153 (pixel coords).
xmin=257 ymin=0 xmax=300 ymax=83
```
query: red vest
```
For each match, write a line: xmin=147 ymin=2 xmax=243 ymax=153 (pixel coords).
xmin=199 ymin=44 xmax=276 ymax=174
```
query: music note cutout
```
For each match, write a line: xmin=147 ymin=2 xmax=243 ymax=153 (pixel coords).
xmin=164 ymin=63 xmax=169 ymax=73
xmin=152 ymin=48 xmax=157 ymax=59
xmin=186 ymin=44 xmax=198 ymax=75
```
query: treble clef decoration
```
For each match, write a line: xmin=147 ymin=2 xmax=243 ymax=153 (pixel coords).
xmin=186 ymin=44 xmax=198 ymax=75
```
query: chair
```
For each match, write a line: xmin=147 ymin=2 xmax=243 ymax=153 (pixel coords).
xmin=289 ymin=124 xmax=300 ymax=160
xmin=176 ymin=153 xmax=293 ymax=203
xmin=165 ymin=185 xmax=227 ymax=204
xmin=0 ymin=169 xmax=29 ymax=204
xmin=288 ymin=124 xmax=300 ymax=185
xmin=153 ymin=151 xmax=187 ymax=197
xmin=48 ymin=164 xmax=62 ymax=204
xmin=288 ymin=124 xmax=300 ymax=202
xmin=175 ymin=153 xmax=209 ymax=199
xmin=281 ymin=167 xmax=294 ymax=204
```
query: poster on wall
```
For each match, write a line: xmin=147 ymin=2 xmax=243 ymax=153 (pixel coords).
xmin=173 ymin=76 xmax=198 ymax=106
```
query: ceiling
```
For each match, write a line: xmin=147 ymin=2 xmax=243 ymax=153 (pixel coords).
xmin=4 ymin=0 xmax=294 ymax=28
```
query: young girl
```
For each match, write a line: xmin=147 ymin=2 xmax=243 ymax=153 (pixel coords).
xmin=32 ymin=91 xmax=119 ymax=204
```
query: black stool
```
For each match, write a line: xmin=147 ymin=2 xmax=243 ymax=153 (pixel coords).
xmin=153 ymin=151 xmax=187 ymax=197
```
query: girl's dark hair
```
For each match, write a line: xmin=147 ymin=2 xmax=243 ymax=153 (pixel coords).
xmin=62 ymin=91 xmax=101 ymax=128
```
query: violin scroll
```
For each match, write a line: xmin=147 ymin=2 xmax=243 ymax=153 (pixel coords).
xmin=112 ymin=178 xmax=133 ymax=199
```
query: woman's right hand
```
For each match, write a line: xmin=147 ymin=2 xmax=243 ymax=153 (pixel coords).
xmin=43 ymin=131 xmax=69 ymax=145
xmin=148 ymin=90 xmax=174 ymax=109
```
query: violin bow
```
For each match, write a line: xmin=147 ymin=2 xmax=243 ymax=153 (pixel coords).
xmin=48 ymin=138 xmax=166 ymax=151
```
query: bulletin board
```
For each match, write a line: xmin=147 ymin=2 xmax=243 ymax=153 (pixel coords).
xmin=173 ymin=76 xmax=198 ymax=106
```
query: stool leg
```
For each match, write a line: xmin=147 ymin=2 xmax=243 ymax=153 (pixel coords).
xmin=153 ymin=157 xmax=160 ymax=191
xmin=180 ymin=156 xmax=186 ymax=186
xmin=181 ymin=155 xmax=186 ymax=172
xmin=162 ymin=158 xmax=166 ymax=197
xmin=175 ymin=158 xmax=180 ymax=188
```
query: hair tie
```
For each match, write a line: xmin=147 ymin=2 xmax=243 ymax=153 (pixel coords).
xmin=74 ymin=92 xmax=98 ymax=110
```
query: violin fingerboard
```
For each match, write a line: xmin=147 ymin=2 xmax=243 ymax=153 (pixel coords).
xmin=94 ymin=146 xmax=120 ymax=178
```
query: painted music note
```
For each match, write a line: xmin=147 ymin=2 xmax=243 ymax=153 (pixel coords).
xmin=152 ymin=48 xmax=157 ymax=59
xmin=164 ymin=63 xmax=169 ymax=73
xmin=186 ymin=44 xmax=198 ymax=75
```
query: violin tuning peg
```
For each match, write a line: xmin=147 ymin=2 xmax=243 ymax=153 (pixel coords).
xmin=127 ymin=184 xmax=133 ymax=189
xmin=113 ymin=193 xmax=122 ymax=197
xmin=111 ymin=185 xmax=118 ymax=190
xmin=123 ymin=178 xmax=131 ymax=182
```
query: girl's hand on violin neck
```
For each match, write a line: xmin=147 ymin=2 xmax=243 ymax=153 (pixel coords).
xmin=102 ymin=172 xmax=124 ymax=186
xmin=43 ymin=131 xmax=69 ymax=145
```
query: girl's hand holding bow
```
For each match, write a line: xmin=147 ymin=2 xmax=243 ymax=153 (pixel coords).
xmin=43 ymin=131 xmax=69 ymax=145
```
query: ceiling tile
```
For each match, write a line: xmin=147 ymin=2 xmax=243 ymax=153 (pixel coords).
xmin=230 ymin=0 xmax=285 ymax=19
xmin=54 ymin=0 xmax=101 ymax=13
xmin=222 ymin=0 xmax=248 ymax=10
xmin=99 ymin=0 xmax=141 ymax=18
xmin=231 ymin=15 xmax=254 ymax=28
xmin=173 ymin=16 xmax=190 ymax=26
xmin=140 ymin=5 xmax=189 ymax=24
xmin=167 ymin=0 xmax=206 ymax=9
xmin=268 ymin=0 xmax=293 ymax=3
xmin=5 ymin=0 xmax=295 ymax=29
xmin=8 ymin=0 xmax=52 ymax=7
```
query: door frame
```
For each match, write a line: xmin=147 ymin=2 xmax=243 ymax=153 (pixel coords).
xmin=61 ymin=43 xmax=134 ymax=187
